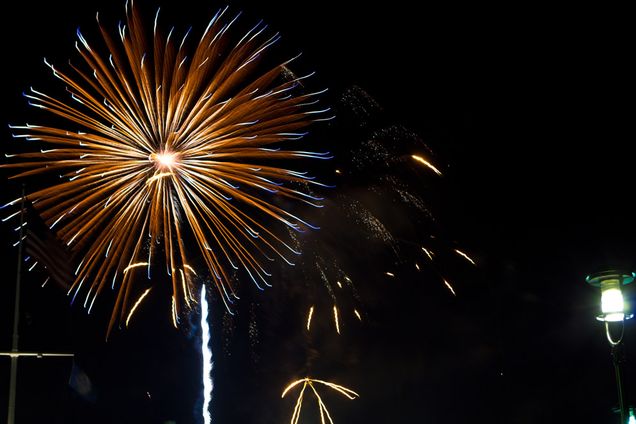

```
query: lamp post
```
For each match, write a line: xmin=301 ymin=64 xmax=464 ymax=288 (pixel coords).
xmin=586 ymin=270 xmax=634 ymax=424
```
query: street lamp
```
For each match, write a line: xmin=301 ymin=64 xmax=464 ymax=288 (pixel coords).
xmin=586 ymin=270 xmax=634 ymax=424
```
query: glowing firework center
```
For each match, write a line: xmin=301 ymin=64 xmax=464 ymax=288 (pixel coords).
xmin=150 ymin=151 xmax=178 ymax=170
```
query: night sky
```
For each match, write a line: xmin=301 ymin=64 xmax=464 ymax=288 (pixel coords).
xmin=1 ymin=1 xmax=635 ymax=423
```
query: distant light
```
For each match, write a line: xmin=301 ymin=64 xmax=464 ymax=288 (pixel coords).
xmin=628 ymin=408 xmax=636 ymax=424
xmin=586 ymin=271 xmax=633 ymax=322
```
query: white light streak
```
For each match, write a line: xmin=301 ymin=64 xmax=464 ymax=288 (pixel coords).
xmin=201 ymin=285 xmax=213 ymax=424
xmin=443 ymin=279 xmax=456 ymax=296
xmin=306 ymin=306 xmax=314 ymax=331
xmin=454 ymin=249 xmax=476 ymax=265
xmin=421 ymin=247 xmax=434 ymax=260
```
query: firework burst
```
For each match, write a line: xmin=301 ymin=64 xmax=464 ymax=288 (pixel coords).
xmin=281 ymin=377 xmax=358 ymax=424
xmin=2 ymin=2 xmax=331 ymax=334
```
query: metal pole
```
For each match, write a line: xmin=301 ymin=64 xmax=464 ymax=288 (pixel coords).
xmin=7 ymin=186 xmax=26 ymax=424
xmin=611 ymin=344 xmax=627 ymax=424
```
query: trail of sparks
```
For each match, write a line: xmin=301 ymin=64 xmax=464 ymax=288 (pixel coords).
xmin=411 ymin=154 xmax=442 ymax=176
xmin=454 ymin=248 xmax=476 ymax=265
xmin=353 ymin=309 xmax=361 ymax=321
xmin=123 ymin=262 xmax=149 ymax=274
xmin=171 ymin=296 xmax=179 ymax=328
xmin=333 ymin=305 xmax=340 ymax=335
xmin=125 ymin=287 xmax=152 ymax=327
xmin=443 ymin=279 xmax=456 ymax=296
xmin=1 ymin=4 xmax=330 ymax=334
xmin=201 ymin=285 xmax=213 ymax=424
xmin=281 ymin=378 xmax=358 ymax=424
xmin=306 ymin=305 xmax=314 ymax=331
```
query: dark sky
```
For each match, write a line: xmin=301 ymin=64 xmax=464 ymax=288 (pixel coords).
xmin=1 ymin=1 xmax=635 ymax=423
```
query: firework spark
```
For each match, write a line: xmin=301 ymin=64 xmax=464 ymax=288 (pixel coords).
xmin=353 ymin=309 xmax=361 ymax=321
xmin=333 ymin=305 xmax=340 ymax=335
xmin=443 ymin=279 xmax=456 ymax=296
xmin=411 ymin=154 xmax=442 ymax=176
xmin=454 ymin=248 xmax=476 ymax=265
xmin=201 ymin=285 xmax=213 ymax=424
xmin=2 ymin=4 xmax=330 ymax=334
xmin=421 ymin=247 xmax=434 ymax=260
xmin=281 ymin=377 xmax=358 ymax=424
xmin=306 ymin=305 xmax=314 ymax=331
xmin=125 ymin=287 xmax=151 ymax=327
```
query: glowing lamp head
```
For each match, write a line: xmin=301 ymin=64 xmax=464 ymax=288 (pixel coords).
xmin=600 ymin=280 xmax=625 ymax=322
xmin=151 ymin=151 xmax=178 ymax=169
xmin=586 ymin=270 xmax=634 ymax=322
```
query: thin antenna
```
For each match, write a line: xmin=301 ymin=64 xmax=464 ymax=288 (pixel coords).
xmin=6 ymin=184 xmax=26 ymax=424
xmin=1 ymin=185 xmax=75 ymax=423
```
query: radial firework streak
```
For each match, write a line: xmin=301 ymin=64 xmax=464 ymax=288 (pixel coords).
xmin=2 ymin=3 xmax=331 ymax=333
xmin=281 ymin=378 xmax=358 ymax=424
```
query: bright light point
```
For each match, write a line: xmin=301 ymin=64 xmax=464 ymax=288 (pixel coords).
xmin=601 ymin=280 xmax=624 ymax=315
xmin=385 ymin=272 xmax=395 ymax=278
xmin=411 ymin=154 xmax=442 ymax=176
xmin=158 ymin=152 xmax=175 ymax=167
xmin=151 ymin=151 xmax=177 ymax=169
xmin=601 ymin=288 xmax=624 ymax=314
